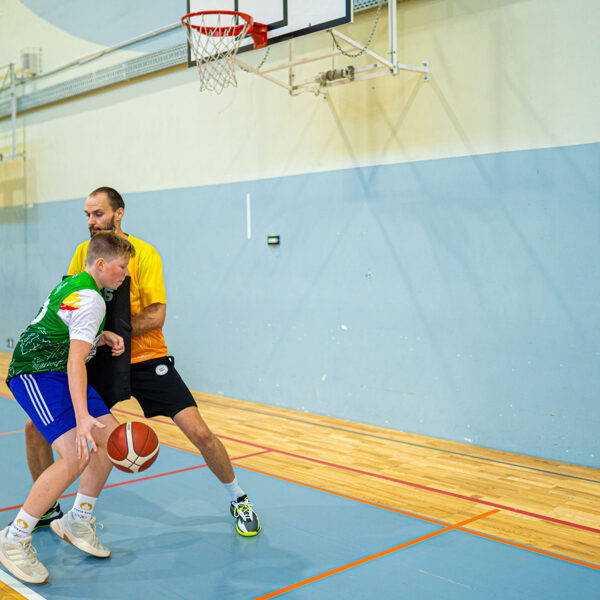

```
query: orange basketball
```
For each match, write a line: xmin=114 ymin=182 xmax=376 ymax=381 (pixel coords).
xmin=107 ymin=421 xmax=159 ymax=473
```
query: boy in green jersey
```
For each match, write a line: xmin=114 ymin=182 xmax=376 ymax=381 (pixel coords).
xmin=0 ymin=231 xmax=135 ymax=585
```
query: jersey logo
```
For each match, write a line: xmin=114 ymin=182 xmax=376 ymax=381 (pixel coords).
xmin=60 ymin=292 xmax=82 ymax=311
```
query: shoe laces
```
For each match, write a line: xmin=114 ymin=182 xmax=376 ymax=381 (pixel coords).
xmin=234 ymin=500 xmax=255 ymax=522
xmin=71 ymin=516 xmax=104 ymax=544
xmin=21 ymin=538 xmax=40 ymax=564
xmin=7 ymin=536 xmax=39 ymax=566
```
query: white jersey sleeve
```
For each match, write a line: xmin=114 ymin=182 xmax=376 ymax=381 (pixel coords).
xmin=57 ymin=288 xmax=106 ymax=344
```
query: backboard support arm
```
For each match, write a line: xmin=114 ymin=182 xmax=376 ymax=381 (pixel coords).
xmin=231 ymin=1 xmax=430 ymax=97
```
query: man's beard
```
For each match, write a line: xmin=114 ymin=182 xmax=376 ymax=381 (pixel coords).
xmin=89 ymin=215 xmax=116 ymax=238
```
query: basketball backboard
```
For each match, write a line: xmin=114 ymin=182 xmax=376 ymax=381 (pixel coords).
xmin=185 ymin=1 xmax=353 ymax=65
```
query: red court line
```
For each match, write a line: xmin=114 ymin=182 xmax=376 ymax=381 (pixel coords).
xmin=2 ymin=437 xmax=598 ymax=573
xmin=230 ymin=461 xmax=448 ymax=526
xmin=102 ymin=448 xmax=271 ymax=492
xmin=0 ymin=504 xmax=24 ymax=514
xmin=90 ymin=463 xmax=209 ymax=493
xmin=195 ymin=396 xmax=600 ymax=485
xmin=231 ymin=441 xmax=600 ymax=535
xmin=158 ymin=439 xmax=264 ymax=458
xmin=113 ymin=408 xmax=600 ymax=535
xmin=233 ymin=462 xmax=600 ymax=571
xmin=3 ymin=402 xmax=597 ymax=535
xmin=2 ymin=394 xmax=596 ymax=536
xmin=0 ymin=449 xmax=271 ymax=512
xmin=2 ymin=391 xmax=596 ymax=487
xmin=252 ymin=510 xmax=500 ymax=600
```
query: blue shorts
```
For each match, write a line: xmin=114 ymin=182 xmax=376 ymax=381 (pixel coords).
xmin=9 ymin=372 xmax=111 ymax=445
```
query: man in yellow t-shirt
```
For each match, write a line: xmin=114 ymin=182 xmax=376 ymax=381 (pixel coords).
xmin=23 ymin=187 xmax=261 ymax=538
xmin=68 ymin=233 xmax=169 ymax=364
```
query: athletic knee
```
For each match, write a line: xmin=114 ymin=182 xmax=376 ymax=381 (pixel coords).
xmin=63 ymin=455 xmax=90 ymax=480
xmin=189 ymin=427 xmax=218 ymax=450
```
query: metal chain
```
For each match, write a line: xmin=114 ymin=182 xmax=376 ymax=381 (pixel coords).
xmin=239 ymin=46 xmax=272 ymax=72
xmin=330 ymin=0 xmax=384 ymax=58
xmin=241 ymin=0 xmax=383 ymax=73
xmin=242 ymin=0 xmax=383 ymax=72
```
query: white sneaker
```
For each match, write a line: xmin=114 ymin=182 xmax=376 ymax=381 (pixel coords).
xmin=0 ymin=527 xmax=49 ymax=584
xmin=50 ymin=511 xmax=110 ymax=558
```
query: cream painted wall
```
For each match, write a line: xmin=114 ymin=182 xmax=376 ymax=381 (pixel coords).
xmin=0 ymin=0 xmax=143 ymax=74
xmin=1 ymin=0 xmax=599 ymax=206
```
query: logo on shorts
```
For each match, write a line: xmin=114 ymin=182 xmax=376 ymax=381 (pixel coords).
xmin=155 ymin=364 xmax=169 ymax=376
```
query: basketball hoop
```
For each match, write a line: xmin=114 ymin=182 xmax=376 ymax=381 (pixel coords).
xmin=181 ymin=10 xmax=268 ymax=94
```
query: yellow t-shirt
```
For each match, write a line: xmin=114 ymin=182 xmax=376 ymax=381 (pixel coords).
xmin=68 ymin=234 xmax=169 ymax=363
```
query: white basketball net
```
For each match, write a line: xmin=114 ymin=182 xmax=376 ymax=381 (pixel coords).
xmin=183 ymin=13 xmax=251 ymax=94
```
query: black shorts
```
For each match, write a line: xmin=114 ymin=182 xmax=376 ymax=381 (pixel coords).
xmin=109 ymin=355 xmax=197 ymax=419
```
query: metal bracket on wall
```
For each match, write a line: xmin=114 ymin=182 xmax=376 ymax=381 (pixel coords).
xmin=232 ymin=1 xmax=430 ymax=97
xmin=0 ymin=1 xmax=427 ymax=118
xmin=0 ymin=62 xmax=26 ymax=164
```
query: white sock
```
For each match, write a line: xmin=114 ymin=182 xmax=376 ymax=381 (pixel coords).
xmin=223 ymin=477 xmax=245 ymax=502
xmin=7 ymin=509 xmax=39 ymax=540
xmin=71 ymin=493 xmax=97 ymax=521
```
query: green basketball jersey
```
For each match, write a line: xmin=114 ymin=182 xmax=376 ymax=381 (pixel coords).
xmin=7 ymin=272 xmax=106 ymax=382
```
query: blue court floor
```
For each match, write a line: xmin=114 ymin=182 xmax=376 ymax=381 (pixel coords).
xmin=1 ymin=395 xmax=598 ymax=599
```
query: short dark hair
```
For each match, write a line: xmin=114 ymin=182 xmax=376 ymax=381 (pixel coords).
xmin=87 ymin=230 xmax=135 ymax=265
xmin=89 ymin=186 xmax=125 ymax=211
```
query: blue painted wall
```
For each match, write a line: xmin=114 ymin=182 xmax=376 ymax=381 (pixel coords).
xmin=2 ymin=142 xmax=598 ymax=465
xmin=20 ymin=0 xmax=181 ymax=48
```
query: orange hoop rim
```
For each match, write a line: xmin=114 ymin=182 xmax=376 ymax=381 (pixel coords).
xmin=181 ymin=10 xmax=252 ymax=37
xmin=181 ymin=10 xmax=268 ymax=49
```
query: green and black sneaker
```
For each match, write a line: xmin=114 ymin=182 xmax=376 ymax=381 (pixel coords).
xmin=230 ymin=496 xmax=261 ymax=537
xmin=33 ymin=503 xmax=63 ymax=531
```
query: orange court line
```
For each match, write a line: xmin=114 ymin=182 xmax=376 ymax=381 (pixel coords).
xmin=113 ymin=407 xmax=600 ymax=535
xmin=3 ymin=394 xmax=595 ymax=486
xmin=231 ymin=461 xmax=447 ymax=526
xmin=235 ymin=462 xmax=600 ymax=572
xmin=0 ymin=429 xmax=24 ymax=437
xmin=195 ymin=396 xmax=600 ymax=485
xmin=230 ymin=442 xmax=600 ymax=534
xmin=1 ymin=422 xmax=598 ymax=575
xmin=252 ymin=510 xmax=500 ymax=600
xmin=460 ymin=527 xmax=600 ymax=571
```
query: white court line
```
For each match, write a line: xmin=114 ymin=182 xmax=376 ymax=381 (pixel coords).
xmin=0 ymin=570 xmax=48 ymax=599
xmin=246 ymin=193 xmax=252 ymax=239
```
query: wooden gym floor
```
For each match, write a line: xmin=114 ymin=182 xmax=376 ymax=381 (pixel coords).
xmin=0 ymin=351 xmax=598 ymax=598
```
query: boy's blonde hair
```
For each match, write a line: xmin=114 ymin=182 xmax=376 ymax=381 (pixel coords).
xmin=87 ymin=230 xmax=135 ymax=265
